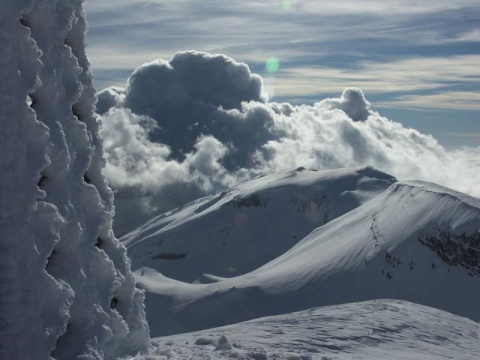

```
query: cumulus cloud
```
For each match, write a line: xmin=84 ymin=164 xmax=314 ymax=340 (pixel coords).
xmin=125 ymin=52 xmax=265 ymax=111
xmin=96 ymin=86 xmax=125 ymax=114
xmin=99 ymin=51 xmax=272 ymax=166
xmin=318 ymin=88 xmax=371 ymax=121
xmin=97 ymin=51 xmax=480 ymax=234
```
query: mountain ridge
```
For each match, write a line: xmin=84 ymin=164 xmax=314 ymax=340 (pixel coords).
xmin=123 ymin=166 xmax=397 ymax=282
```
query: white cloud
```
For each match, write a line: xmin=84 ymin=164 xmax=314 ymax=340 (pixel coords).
xmin=100 ymin=108 xmax=238 ymax=193
xmin=318 ymin=88 xmax=371 ymax=121
xmin=100 ymin=108 xmax=174 ymax=190
xmin=263 ymin=107 xmax=480 ymax=196
xmin=298 ymin=0 xmax=478 ymax=16
xmin=86 ymin=0 xmax=478 ymax=18
xmin=97 ymin=52 xmax=480 ymax=234
xmin=453 ymin=28 xmax=480 ymax=42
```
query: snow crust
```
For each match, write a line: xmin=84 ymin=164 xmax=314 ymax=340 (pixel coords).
xmin=132 ymin=169 xmax=480 ymax=337
xmin=142 ymin=300 xmax=480 ymax=360
xmin=0 ymin=1 xmax=148 ymax=359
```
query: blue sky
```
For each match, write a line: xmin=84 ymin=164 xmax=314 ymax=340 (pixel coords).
xmin=84 ymin=0 xmax=479 ymax=149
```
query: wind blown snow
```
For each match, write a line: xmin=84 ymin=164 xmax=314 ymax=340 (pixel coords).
xmin=96 ymin=51 xmax=480 ymax=233
xmin=143 ymin=300 xmax=480 ymax=360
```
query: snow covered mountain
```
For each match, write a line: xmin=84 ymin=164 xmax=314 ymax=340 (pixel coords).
xmin=123 ymin=166 xmax=396 ymax=282
xmin=126 ymin=167 xmax=480 ymax=337
xmin=3 ymin=0 xmax=479 ymax=358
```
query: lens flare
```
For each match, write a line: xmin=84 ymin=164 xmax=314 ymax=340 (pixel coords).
xmin=266 ymin=57 xmax=280 ymax=73
xmin=282 ymin=0 xmax=291 ymax=10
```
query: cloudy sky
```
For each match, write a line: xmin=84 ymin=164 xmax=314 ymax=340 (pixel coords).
xmin=83 ymin=1 xmax=479 ymax=234
xmin=85 ymin=0 xmax=479 ymax=149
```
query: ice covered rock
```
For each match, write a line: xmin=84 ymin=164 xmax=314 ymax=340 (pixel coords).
xmin=0 ymin=0 xmax=149 ymax=359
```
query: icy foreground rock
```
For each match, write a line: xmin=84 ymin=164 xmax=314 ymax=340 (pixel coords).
xmin=0 ymin=0 xmax=149 ymax=359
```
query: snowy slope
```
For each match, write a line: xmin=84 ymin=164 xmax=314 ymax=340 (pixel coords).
xmin=123 ymin=166 xmax=396 ymax=282
xmin=139 ymin=300 xmax=480 ymax=360
xmin=135 ymin=176 xmax=480 ymax=337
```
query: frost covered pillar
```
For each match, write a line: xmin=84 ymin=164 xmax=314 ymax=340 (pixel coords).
xmin=0 ymin=0 xmax=149 ymax=359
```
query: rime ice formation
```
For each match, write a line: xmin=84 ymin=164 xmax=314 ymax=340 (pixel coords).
xmin=0 ymin=1 xmax=149 ymax=359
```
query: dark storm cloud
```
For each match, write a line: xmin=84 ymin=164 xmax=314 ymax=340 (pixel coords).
xmin=100 ymin=51 xmax=279 ymax=169
xmin=125 ymin=51 xmax=265 ymax=112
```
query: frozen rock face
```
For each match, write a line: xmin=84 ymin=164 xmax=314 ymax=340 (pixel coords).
xmin=0 ymin=0 xmax=149 ymax=359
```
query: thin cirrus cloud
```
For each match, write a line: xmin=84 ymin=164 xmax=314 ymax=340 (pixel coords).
xmin=96 ymin=51 xmax=480 ymax=234
xmin=84 ymin=1 xmax=480 ymax=73
xmin=378 ymin=92 xmax=480 ymax=111
xmin=274 ymin=55 xmax=480 ymax=99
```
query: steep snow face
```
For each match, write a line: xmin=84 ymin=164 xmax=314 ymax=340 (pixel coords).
xmin=123 ymin=166 xmax=396 ymax=282
xmin=143 ymin=300 xmax=480 ymax=360
xmin=135 ymin=177 xmax=480 ymax=336
xmin=0 ymin=1 xmax=148 ymax=359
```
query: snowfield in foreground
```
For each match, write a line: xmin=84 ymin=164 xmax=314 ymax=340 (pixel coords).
xmin=135 ymin=300 xmax=480 ymax=360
